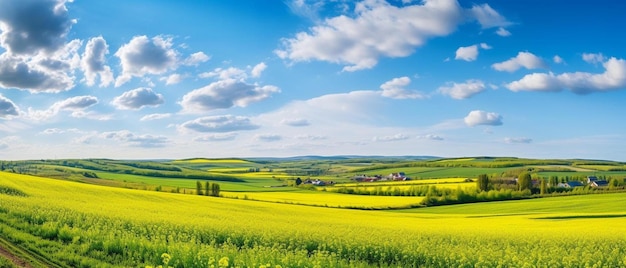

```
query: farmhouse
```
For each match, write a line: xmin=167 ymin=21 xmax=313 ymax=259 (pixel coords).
xmin=557 ymin=181 xmax=584 ymax=188
xmin=387 ymin=172 xmax=410 ymax=181
xmin=590 ymin=180 xmax=609 ymax=188
xmin=587 ymin=176 xmax=598 ymax=184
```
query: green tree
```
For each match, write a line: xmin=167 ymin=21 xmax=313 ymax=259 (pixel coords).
xmin=196 ymin=181 xmax=203 ymax=195
xmin=204 ymin=181 xmax=210 ymax=196
xmin=295 ymin=177 xmax=302 ymax=186
xmin=609 ymin=178 xmax=620 ymax=189
xmin=476 ymin=174 xmax=489 ymax=192
xmin=517 ymin=172 xmax=532 ymax=191
xmin=540 ymin=179 xmax=547 ymax=195
xmin=549 ymin=176 xmax=559 ymax=187
xmin=211 ymin=183 xmax=220 ymax=197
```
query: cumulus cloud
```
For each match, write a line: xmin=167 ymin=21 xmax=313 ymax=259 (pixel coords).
xmin=469 ymin=3 xmax=511 ymax=29
xmin=81 ymin=36 xmax=114 ymax=87
xmin=180 ymin=79 xmax=279 ymax=113
xmin=160 ymin=73 xmax=184 ymax=85
xmin=193 ymin=133 xmax=237 ymax=142
xmin=199 ymin=67 xmax=247 ymax=80
xmin=114 ymin=35 xmax=178 ymax=86
xmin=455 ymin=45 xmax=478 ymax=61
xmin=380 ymin=76 xmax=425 ymax=99
xmin=140 ymin=113 xmax=171 ymax=121
xmin=506 ymin=57 xmax=626 ymax=94
xmin=0 ymin=0 xmax=75 ymax=55
xmin=251 ymin=62 xmax=267 ymax=78
xmin=179 ymin=115 xmax=259 ymax=133
xmin=183 ymin=52 xmax=210 ymax=66
xmin=282 ymin=118 xmax=310 ymax=127
xmin=0 ymin=94 xmax=19 ymax=119
xmin=255 ymin=134 xmax=282 ymax=142
xmin=0 ymin=53 xmax=75 ymax=93
xmin=496 ymin=27 xmax=511 ymax=37
xmin=582 ymin=53 xmax=605 ymax=64
xmin=276 ymin=0 xmax=465 ymax=71
xmin=28 ymin=95 xmax=98 ymax=120
xmin=492 ymin=52 xmax=546 ymax=72
xmin=553 ymin=55 xmax=564 ymax=64
xmin=504 ymin=137 xmax=532 ymax=144
xmin=373 ymin=133 xmax=410 ymax=142
xmin=438 ymin=79 xmax=486 ymax=99
xmin=455 ymin=43 xmax=490 ymax=62
xmin=111 ymin=87 xmax=164 ymax=110
xmin=464 ymin=110 xmax=503 ymax=127
xmin=100 ymin=130 xmax=169 ymax=148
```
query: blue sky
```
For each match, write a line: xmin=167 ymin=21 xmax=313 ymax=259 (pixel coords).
xmin=0 ymin=0 xmax=625 ymax=160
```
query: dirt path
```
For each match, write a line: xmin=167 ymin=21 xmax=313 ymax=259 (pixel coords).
xmin=0 ymin=242 xmax=33 ymax=268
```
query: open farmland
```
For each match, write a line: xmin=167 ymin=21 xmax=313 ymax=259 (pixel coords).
xmin=1 ymin=157 xmax=626 ymax=267
xmin=1 ymin=171 xmax=626 ymax=267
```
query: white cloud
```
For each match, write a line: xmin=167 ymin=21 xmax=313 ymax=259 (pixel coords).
xmin=255 ymin=134 xmax=282 ymax=142
xmin=455 ymin=43 xmax=490 ymax=62
xmin=553 ymin=55 xmax=564 ymax=64
xmin=194 ymin=133 xmax=238 ymax=142
xmin=373 ymin=133 xmax=410 ymax=142
xmin=41 ymin=128 xmax=84 ymax=135
xmin=28 ymin=95 xmax=98 ymax=121
xmin=0 ymin=0 xmax=75 ymax=55
xmin=179 ymin=115 xmax=260 ymax=133
xmin=180 ymin=79 xmax=280 ymax=113
xmin=183 ymin=52 xmax=210 ymax=66
xmin=0 ymin=94 xmax=20 ymax=119
xmin=464 ymin=110 xmax=503 ymax=127
xmin=438 ymin=79 xmax=486 ymax=99
xmin=282 ymin=118 xmax=310 ymax=127
xmin=380 ymin=76 xmax=425 ymax=99
xmin=419 ymin=134 xmax=444 ymax=141
xmin=114 ymin=35 xmax=178 ymax=86
xmin=505 ymin=137 xmax=532 ymax=144
xmin=0 ymin=53 xmax=75 ymax=93
xmin=250 ymin=62 xmax=267 ymax=78
xmin=506 ymin=57 xmax=626 ymax=94
xmin=276 ymin=0 xmax=465 ymax=71
xmin=295 ymin=134 xmax=327 ymax=140
xmin=492 ymin=51 xmax=546 ymax=72
xmin=161 ymin=73 xmax=184 ymax=85
xmin=199 ymin=67 xmax=247 ymax=80
xmin=582 ymin=53 xmax=605 ymax=64
xmin=81 ymin=36 xmax=114 ymax=87
xmin=111 ymin=87 xmax=164 ymax=110
xmin=469 ymin=4 xmax=511 ymax=29
xmin=99 ymin=130 xmax=169 ymax=148
xmin=140 ymin=113 xmax=171 ymax=121
xmin=496 ymin=27 xmax=511 ymax=37
xmin=455 ymin=45 xmax=478 ymax=61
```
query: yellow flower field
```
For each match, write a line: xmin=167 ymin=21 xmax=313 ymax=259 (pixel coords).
xmin=1 ymin=171 xmax=626 ymax=267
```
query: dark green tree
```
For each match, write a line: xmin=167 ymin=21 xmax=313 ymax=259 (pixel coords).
xmin=517 ymin=172 xmax=532 ymax=191
xmin=211 ymin=183 xmax=220 ymax=197
xmin=476 ymin=174 xmax=489 ymax=192
xmin=196 ymin=181 xmax=203 ymax=195
xmin=204 ymin=181 xmax=210 ymax=196
xmin=295 ymin=177 xmax=302 ymax=186
xmin=540 ymin=179 xmax=547 ymax=195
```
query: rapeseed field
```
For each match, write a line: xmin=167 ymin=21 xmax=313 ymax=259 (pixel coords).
xmin=1 ymin=172 xmax=625 ymax=267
